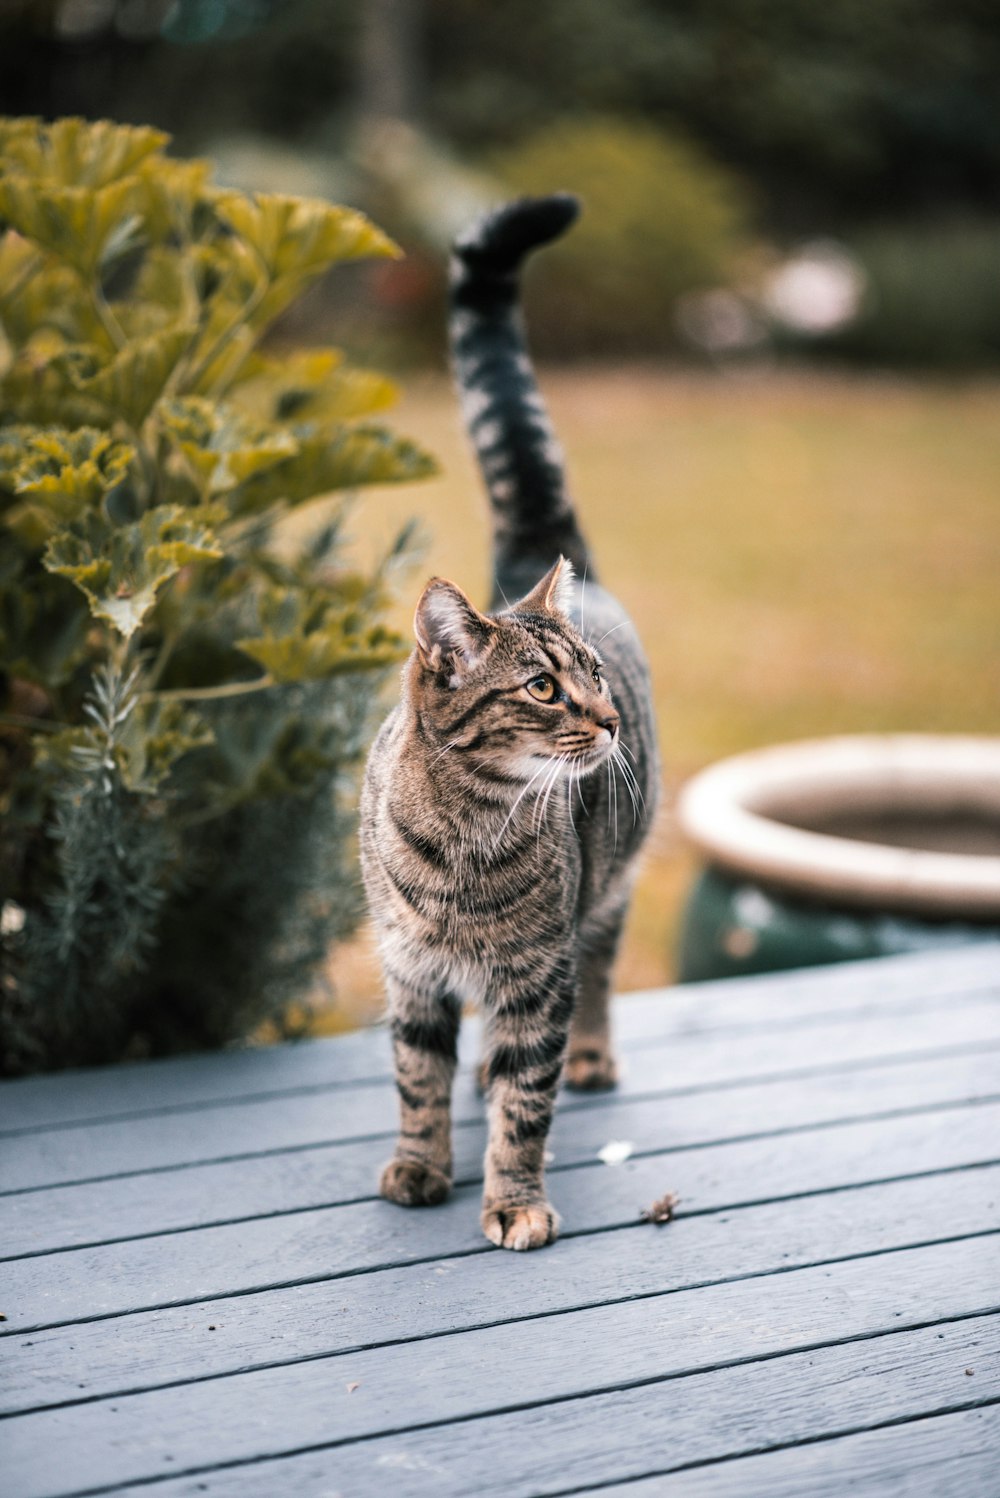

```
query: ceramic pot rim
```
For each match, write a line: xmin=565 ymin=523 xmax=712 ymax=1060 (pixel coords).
xmin=677 ymin=734 xmax=1000 ymax=917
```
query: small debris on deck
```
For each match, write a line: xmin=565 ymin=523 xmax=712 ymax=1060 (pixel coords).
xmin=640 ymin=1191 xmax=680 ymax=1224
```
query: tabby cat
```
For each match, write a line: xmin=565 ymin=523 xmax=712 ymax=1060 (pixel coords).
xmin=361 ymin=193 xmax=659 ymax=1251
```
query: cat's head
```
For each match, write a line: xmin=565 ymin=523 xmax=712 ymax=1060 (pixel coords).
xmin=410 ymin=557 xmax=619 ymax=781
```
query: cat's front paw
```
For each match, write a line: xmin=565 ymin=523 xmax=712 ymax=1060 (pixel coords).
xmin=481 ymin=1200 xmax=560 ymax=1251
xmin=380 ymin=1157 xmax=451 ymax=1206
xmin=564 ymin=1047 xmax=619 ymax=1091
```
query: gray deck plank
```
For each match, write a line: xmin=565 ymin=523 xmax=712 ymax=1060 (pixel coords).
xmin=4 ymin=1045 xmax=997 ymax=1260
xmin=72 ymin=1316 xmax=1000 ymax=1498
xmin=5 ymin=1237 xmax=997 ymax=1498
xmin=3 ymin=1099 xmax=997 ymax=1334
xmin=4 ymin=1166 xmax=996 ymax=1417
xmin=2 ymin=945 xmax=996 ymax=1134
xmin=4 ymin=995 xmax=999 ymax=1193
xmin=3 ymin=950 xmax=998 ymax=1498
xmin=572 ymin=1406 xmax=1000 ymax=1497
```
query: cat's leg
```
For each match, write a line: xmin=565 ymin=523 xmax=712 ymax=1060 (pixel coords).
xmin=480 ymin=972 xmax=575 ymax=1250
xmin=379 ymin=977 xmax=461 ymax=1207
xmin=564 ymin=886 xmax=629 ymax=1090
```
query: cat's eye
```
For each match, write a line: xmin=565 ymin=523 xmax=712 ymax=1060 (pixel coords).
xmin=592 ymin=668 xmax=602 ymax=688
xmin=526 ymin=674 xmax=557 ymax=702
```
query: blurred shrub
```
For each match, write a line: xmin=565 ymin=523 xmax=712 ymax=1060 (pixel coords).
xmin=825 ymin=220 xmax=1000 ymax=369
xmin=494 ymin=116 xmax=753 ymax=357
xmin=0 ymin=116 xmax=435 ymax=1074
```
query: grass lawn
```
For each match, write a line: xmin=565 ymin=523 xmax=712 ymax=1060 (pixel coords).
xmin=316 ymin=365 xmax=1000 ymax=1030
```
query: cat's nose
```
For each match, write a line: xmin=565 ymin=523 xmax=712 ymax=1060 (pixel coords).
xmin=598 ymin=712 xmax=620 ymax=738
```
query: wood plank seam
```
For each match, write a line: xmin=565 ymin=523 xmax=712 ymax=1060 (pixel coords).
xmin=5 ymin=1228 xmax=998 ymax=1418
xmin=5 ymin=1085 xmax=999 ymax=1263
xmin=4 ymin=974 xmax=997 ymax=1139
xmin=543 ymin=1400 xmax=1000 ymax=1498
xmin=35 ymin=1318 xmax=1000 ymax=1498
xmin=5 ymin=1034 xmax=1000 ymax=1200
xmin=5 ymin=1159 xmax=997 ymax=1339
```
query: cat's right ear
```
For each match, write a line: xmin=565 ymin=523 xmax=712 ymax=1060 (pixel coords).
xmin=414 ymin=578 xmax=495 ymax=678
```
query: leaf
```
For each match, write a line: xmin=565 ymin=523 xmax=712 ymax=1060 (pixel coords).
xmin=43 ymin=504 xmax=222 ymax=638
xmin=237 ymin=585 xmax=405 ymax=683
xmin=205 ymin=195 xmax=401 ymax=345
xmin=234 ymin=349 xmax=399 ymax=425
xmin=159 ymin=396 xmax=299 ymax=494
xmin=117 ymin=697 xmax=215 ymax=793
xmin=0 ymin=345 xmax=113 ymax=430
xmin=0 ymin=117 xmax=168 ymax=190
xmin=230 ymin=424 xmax=437 ymax=516
xmin=0 ymin=227 xmax=38 ymax=297
xmin=0 ymin=173 xmax=144 ymax=279
xmin=1 ymin=427 xmax=137 ymax=545
xmin=74 ymin=324 xmax=197 ymax=428
xmin=0 ymin=259 xmax=105 ymax=351
xmin=1 ymin=327 xmax=194 ymax=432
xmin=213 ymin=193 xmax=399 ymax=281
xmin=137 ymin=157 xmax=214 ymax=242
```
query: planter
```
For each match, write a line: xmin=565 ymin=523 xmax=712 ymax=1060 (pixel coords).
xmin=676 ymin=735 xmax=1000 ymax=982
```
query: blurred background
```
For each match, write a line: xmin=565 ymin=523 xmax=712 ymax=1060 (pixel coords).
xmin=4 ymin=0 xmax=998 ymax=1019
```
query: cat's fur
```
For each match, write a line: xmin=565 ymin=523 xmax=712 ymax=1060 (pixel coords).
xmin=360 ymin=194 xmax=659 ymax=1251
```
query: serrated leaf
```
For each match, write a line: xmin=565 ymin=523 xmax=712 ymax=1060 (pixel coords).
xmin=237 ymin=584 xmax=405 ymax=683
xmin=0 ymin=174 xmax=143 ymax=278
xmin=0 ymin=260 xmax=105 ymax=350
xmin=1 ymin=426 xmax=137 ymax=545
xmin=235 ymin=349 xmax=399 ymax=424
xmin=137 ymin=156 xmax=213 ymax=241
xmin=0 ymin=226 xmax=38 ymax=295
xmin=75 ymin=324 xmax=196 ymax=427
xmin=43 ymin=504 xmax=222 ymax=638
xmin=0 ymin=117 xmax=168 ymax=189
xmin=159 ymin=395 xmax=299 ymax=494
xmin=0 ymin=349 xmax=112 ymax=430
xmin=118 ymin=697 xmax=215 ymax=792
xmin=213 ymin=192 xmax=399 ymax=281
xmin=230 ymin=424 xmax=437 ymax=516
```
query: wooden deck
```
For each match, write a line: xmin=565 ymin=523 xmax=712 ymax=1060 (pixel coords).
xmin=1 ymin=945 xmax=999 ymax=1498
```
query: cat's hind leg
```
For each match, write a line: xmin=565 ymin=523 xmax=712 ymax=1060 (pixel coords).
xmin=379 ymin=976 xmax=461 ymax=1206
xmin=565 ymin=887 xmax=630 ymax=1091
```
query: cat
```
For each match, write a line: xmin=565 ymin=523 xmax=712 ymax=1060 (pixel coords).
xmin=360 ymin=193 xmax=659 ymax=1251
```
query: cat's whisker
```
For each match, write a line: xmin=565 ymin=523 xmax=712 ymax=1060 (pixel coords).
xmin=579 ymin=560 xmax=589 ymax=640
xmin=431 ymin=738 xmax=463 ymax=764
xmin=614 ymin=739 xmax=646 ymax=810
xmin=611 ymin=746 xmax=641 ymax=827
xmin=492 ymin=755 xmax=557 ymax=853
xmin=565 ymin=768 xmax=578 ymax=838
xmin=594 ymin=619 xmax=629 ymax=648
xmin=535 ymin=753 xmax=569 ymax=844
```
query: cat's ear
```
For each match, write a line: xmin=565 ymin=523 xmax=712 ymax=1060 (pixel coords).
xmin=414 ymin=578 xmax=496 ymax=677
xmin=517 ymin=556 xmax=575 ymax=617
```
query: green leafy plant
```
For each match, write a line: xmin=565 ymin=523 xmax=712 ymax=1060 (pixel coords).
xmin=0 ymin=116 xmax=436 ymax=1074
xmin=494 ymin=116 xmax=753 ymax=357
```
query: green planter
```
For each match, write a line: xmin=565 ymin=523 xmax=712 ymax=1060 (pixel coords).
xmin=677 ymin=865 xmax=999 ymax=983
xmin=676 ymin=735 xmax=1000 ymax=984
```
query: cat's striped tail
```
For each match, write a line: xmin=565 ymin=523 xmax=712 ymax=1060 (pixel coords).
xmin=449 ymin=194 xmax=594 ymax=591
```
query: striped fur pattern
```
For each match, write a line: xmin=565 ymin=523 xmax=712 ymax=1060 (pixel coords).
xmin=361 ymin=195 xmax=659 ymax=1251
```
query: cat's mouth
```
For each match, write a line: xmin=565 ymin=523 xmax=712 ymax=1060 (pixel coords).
xmin=572 ymin=730 xmax=617 ymax=770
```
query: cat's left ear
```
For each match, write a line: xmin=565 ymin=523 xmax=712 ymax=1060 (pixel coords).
xmin=414 ymin=577 xmax=496 ymax=678
xmin=517 ymin=556 xmax=575 ymax=617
